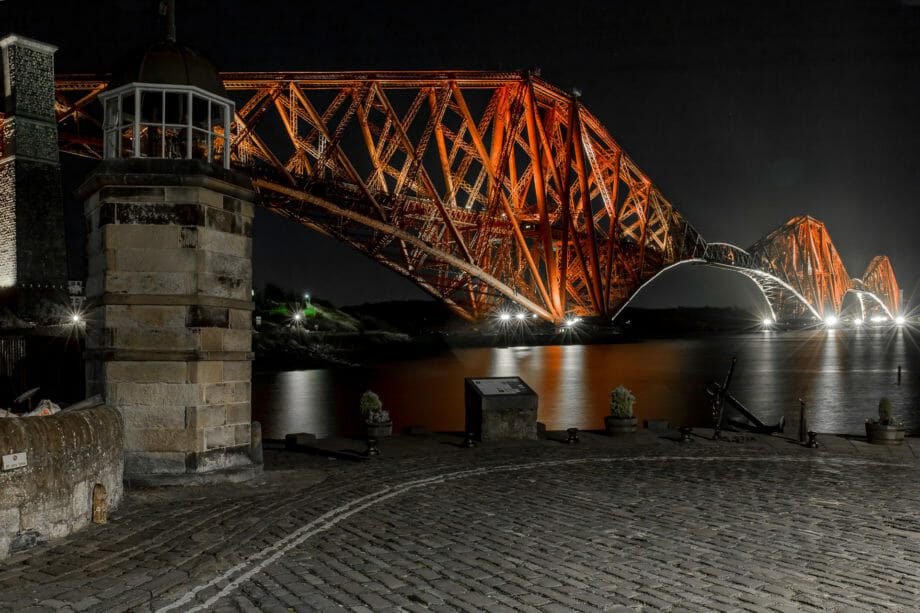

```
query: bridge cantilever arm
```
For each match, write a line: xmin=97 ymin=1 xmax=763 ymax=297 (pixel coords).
xmin=252 ymin=178 xmax=555 ymax=321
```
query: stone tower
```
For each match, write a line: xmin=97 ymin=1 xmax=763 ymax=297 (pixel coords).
xmin=0 ymin=34 xmax=68 ymax=315
xmin=77 ymin=41 xmax=258 ymax=481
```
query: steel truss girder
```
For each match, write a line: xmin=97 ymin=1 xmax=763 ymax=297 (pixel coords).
xmin=47 ymin=73 xmax=899 ymax=323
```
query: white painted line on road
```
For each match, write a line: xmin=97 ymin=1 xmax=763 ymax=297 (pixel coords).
xmin=156 ymin=455 xmax=904 ymax=612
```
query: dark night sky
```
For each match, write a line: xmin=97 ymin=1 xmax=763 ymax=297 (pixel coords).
xmin=5 ymin=1 xmax=920 ymax=312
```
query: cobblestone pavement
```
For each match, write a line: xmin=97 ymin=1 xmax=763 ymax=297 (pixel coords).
xmin=2 ymin=430 xmax=920 ymax=612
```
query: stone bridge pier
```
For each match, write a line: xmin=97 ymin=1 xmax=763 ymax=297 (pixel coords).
xmin=76 ymin=161 xmax=258 ymax=482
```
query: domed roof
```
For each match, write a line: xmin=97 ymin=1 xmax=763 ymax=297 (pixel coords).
xmin=112 ymin=41 xmax=227 ymax=97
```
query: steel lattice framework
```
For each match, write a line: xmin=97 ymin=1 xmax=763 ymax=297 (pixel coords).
xmin=45 ymin=72 xmax=900 ymax=322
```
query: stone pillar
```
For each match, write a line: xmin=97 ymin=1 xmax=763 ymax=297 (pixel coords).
xmin=77 ymin=158 xmax=257 ymax=481
xmin=0 ymin=34 xmax=68 ymax=315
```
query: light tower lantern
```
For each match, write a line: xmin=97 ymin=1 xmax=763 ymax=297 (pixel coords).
xmin=100 ymin=44 xmax=232 ymax=167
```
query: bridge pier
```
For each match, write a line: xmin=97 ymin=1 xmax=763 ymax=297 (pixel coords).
xmin=77 ymin=160 xmax=257 ymax=481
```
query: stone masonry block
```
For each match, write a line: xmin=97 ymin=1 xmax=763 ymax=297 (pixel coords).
xmin=120 ymin=404 xmax=188 ymax=430
xmin=197 ymin=272 xmax=251 ymax=301
xmin=104 ymin=224 xmax=179 ymax=249
xmin=197 ymin=250 xmax=251 ymax=277
xmin=105 ymin=271 xmax=189 ymax=295
xmin=98 ymin=186 xmax=167 ymax=203
xmin=113 ymin=382 xmax=200 ymax=408
xmin=186 ymin=305 xmax=229 ymax=328
xmin=222 ymin=329 xmax=251 ymax=352
xmin=115 ymin=247 xmax=196 ymax=273
xmin=186 ymin=405 xmax=227 ymax=430
xmin=179 ymin=226 xmax=198 ymax=248
xmin=124 ymin=451 xmax=185 ymax=475
xmin=198 ymin=328 xmax=224 ymax=352
xmin=205 ymin=425 xmax=235 ymax=450
xmin=229 ymin=308 xmax=252 ymax=330
xmin=204 ymin=381 xmax=250 ymax=405
xmin=234 ymin=423 xmax=251 ymax=446
xmin=124 ymin=427 xmax=195 ymax=454
xmin=165 ymin=186 xmax=219 ymax=206
xmin=111 ymin=326 xmax=199 ymax=352
xmin=225 ymin=402 xmax=251 ymax=426
xmin=187 ymin=361 xmax=223 ymax=384
xmin=104 ymin=304 xmax=189 ymax=329
xmin=198 ymin=227 xmax=251 ymax=258
xmin=222 ymin=360 xmax=251 ymax=382
xmin=106 ymin=361 xmax=188 ymax=384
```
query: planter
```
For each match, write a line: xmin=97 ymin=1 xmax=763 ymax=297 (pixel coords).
xmin=866 ymin=421 xmax=905 ymax=445
xmin=364 ymin=420 xmax=393 ymax=438
xmin=604 ymin=416 xmax=637 ymax=435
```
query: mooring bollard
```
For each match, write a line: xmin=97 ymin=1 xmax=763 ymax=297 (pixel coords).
xmin=566 ymin=427 xmax=580 ymax=444
xmin=92 ymin=484 xmax=107 ymax=524
xmin=806 ymin=431 xmax=819 ymax=448
xmin=898 ymin=365 xmax=902 ymax=384
xmin=462 ymin=432 xmax=476 ymax=448
xmin=679 ymin=426 xmax=693 ymax=444
xmin=364 ymin=437 xmax=380 ymax=456
xmin=798 ymin=399 xmax=807 ymax=443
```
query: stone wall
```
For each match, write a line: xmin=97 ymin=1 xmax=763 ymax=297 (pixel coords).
xmin=0 ymin=405 xmax=124 ymax=560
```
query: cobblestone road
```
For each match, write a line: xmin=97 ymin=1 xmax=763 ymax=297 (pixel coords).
xmin=2 ymin=431 xmax=919 ymax=612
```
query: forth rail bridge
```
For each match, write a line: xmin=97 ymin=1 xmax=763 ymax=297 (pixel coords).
xmin=49 ymin=71 xmax=901 ymax=325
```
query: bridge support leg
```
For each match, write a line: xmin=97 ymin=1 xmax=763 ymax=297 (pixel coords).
xmin=77 ymin=160 xmax=258 ymax=483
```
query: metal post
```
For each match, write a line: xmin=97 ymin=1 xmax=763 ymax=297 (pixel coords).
xmin=798 ymin=399 xmax=807 ymax=443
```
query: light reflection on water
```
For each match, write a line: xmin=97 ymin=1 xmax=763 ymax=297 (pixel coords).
xmin=252 ymin=328 xmax=919 ymax=439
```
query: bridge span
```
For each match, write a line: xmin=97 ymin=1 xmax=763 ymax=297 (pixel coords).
xmin=48 ymin=71 xmax=901 ymax=324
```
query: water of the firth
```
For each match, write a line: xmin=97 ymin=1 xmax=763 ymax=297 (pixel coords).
xmin=252 ymin=328 xmax=919 ymax=440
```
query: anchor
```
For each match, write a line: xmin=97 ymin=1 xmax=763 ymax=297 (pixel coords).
xmin=706 ymin=357 xmax=785 ymax=440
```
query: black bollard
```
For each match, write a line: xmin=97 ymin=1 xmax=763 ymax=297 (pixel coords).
xmin=462 ymin=432 xmax=477 ymax=448
xmin=898 ymin=365 xmax=902 ymax=384
xmin=679 ymin=426 xmax=693 ymax=444
xmin=566 ymin=427 xmax=580 ymax=444
xmin=798 ymin=399 xmax=807 ymax=443
xmin=364 ymin=437 xmax=380 ymax=456
xmin=806 ymin=431 xmax=819 ymax=448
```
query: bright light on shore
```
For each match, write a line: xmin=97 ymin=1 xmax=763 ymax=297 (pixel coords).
xmin=515 ymin=313 xmax=526 ymax=321
xmin=565 ymin=318 xmax=580 ymax=326
xmin=896 ymin=316 xmax=906 ymax=325
xmin=499 ymin=313 xmax=511 ymax=321
xmin=871 ymin=315 xmax=887 ymax=323
xmin=825 ymin=315 xmax=838 ymax=326
xmin=762 ymin=318 xmax=772 ymax=327
xmin=854 ymin=318 xmax=863 ymax=326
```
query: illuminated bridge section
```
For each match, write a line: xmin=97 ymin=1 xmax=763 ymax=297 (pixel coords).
xmin=46 ymin=72 xmax=900 ymax=323
xmin=702 ymin=217 xmax=900 ymax=322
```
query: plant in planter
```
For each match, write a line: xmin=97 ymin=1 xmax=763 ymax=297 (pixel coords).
xmin=604 ymin=385 xmax=637 ymax=435
xmin=360 ymin=390 xmax=392 ymax=438
xmin=865 ymin=396 xmax=904 ymax=445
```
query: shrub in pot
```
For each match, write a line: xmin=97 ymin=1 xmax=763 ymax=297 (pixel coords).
xmin=865 ymin=396 xmax=904 ymax=445
xmin=605 ymin=385 xmax=637 ymax=435
xmin=360 ymin=390 xmax=392 ymax=438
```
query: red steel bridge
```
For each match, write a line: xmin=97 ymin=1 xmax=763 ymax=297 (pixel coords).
xmin=44 ymin=71 xmax=901 ymax=324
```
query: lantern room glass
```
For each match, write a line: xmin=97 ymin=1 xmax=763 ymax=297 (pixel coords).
xmin=101 ymin=83 xmax=232 ymax=169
